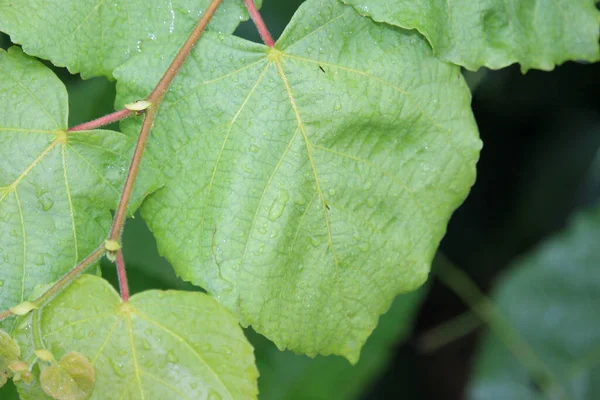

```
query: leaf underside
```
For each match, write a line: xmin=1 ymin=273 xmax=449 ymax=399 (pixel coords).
xmin=0 ymin=47 xmax=160 ymax=332
xmin=13 ymin=275 xmax=258 ymax=400
xmin=468 ymin=205 xmax=600 ymax=400
xmin=343 ymin=0 xmax=600 ymax=72
xmin=116 ymin=0 xmax=481 ymax=362
xmin=0 ymin=0 xmax=254 ymax=78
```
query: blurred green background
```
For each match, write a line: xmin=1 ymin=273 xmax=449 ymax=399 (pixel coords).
xmin=2 ymin=1 xmax=600 ymax=398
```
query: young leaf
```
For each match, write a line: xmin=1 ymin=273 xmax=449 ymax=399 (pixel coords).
xmin=343 ymin=0 xmax=600 ymax=72
xmin=0 ymin=0 xmax=257 ymax=78
xmin=13 ymin=275 xmax=258 ymax=400
xmin=40 ymin=352 xmax=95 ymax=400
xmin=116 ymin=0 xmax=481 ymax=362
xmin=0 ymin=47 xmax=161 ymax=332
xmin=468 ymin=205 xmax=600 ymax=399
xmin=0 ymin=329 xmax=20 ymax=387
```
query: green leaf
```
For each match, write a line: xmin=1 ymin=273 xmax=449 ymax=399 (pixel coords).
xmin=14 ymin=274 xmax=258 ymax=400
xmin=255 ymin=287 xmax=426 ymax=400
xmin=40 ymin=352 xmax=95 ymax=400
xmin=0 ymin=329 xmax=20 ymax=387
xmin=342 ymin=0 xmax=600 ymax=72
xmin=116 ymin=0 xmax=481 ymax=362
xmin=468 ymin=205 xmax=600 ymax=399
xmin=0 ymin=0 xmax=254 ymax=78
xmin=0 ymin=47 xmax=161 ymax=332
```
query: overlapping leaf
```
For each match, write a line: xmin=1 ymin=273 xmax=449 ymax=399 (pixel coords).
xmin=13 ymin=274 xmax=258 ymax=400
xmin=116 ymin=0 xmax=481 ymax=361
xmin=0 ymin=0 xmax=257 ymax=78
xmin=343 ymin=0 xmax=600 ymax=72
xmin=0 ymin=47 xmax=160 ymax=331
xmin=468 ymin=205 xmax=600 ymax=399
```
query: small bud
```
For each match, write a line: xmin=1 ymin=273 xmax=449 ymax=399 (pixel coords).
xmin=124 ymin=100 xmax=151 ymax=111
xmin=104 ymin=240 xmax=121 ymax=252
xmin=8 ymin=361 xmax=28 ymax=373
xmin=35 ymin=349 xmax=55 ymax=362
xmin=10 ymin=301 xmax=37 ymax=316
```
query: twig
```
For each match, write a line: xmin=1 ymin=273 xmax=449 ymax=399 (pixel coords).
xmin=108 ymin=0 xmax=224 ymax=242
xmin=115 ymin=249 xmax=130 ymax=301
xmin=68 ymin=109 xmax=133 ymax=132
xmin=243 ymin=0 xmax=274 ymax=47
xmin=0 ymin=245 xmax=105 ymax=322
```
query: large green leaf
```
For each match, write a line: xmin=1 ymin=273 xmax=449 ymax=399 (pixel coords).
xmin=255 ymin=287 xmax=426 ymax=400
xmin=13 ymin=274 xmax=258 ymax=399
xmin=468 ymin=205 xmax=600 ymax=399
xmin=343 ymin=0 xmax=600 ymax=72
xmin=0 ymin=0 xmax=256 ymax=79
xmin=0 ymin=47 xmax=160 ymax=331
xmin=116 ymin=0 xmax=481 ymax=362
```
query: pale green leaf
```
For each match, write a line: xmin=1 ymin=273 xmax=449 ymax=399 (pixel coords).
xmin=255 ymin=287 xmax=426 ymax=400
xmin=468 ymin=205 xmax=600 ymax=399
xmin=14 ymin=274 xmax=258 ymax=400
xmin=0 ymin=0 xmax=255 ymax=78
xmin=40 ymin=352 xmax=95 ymax=400
xmin=0 ymin=329 xmax=20 ymax=388
xmin=115 ymin=0 xmax=481 ymax=362
xmin=343 ymin=0 xmax=600 ymax=72
xmin=0 ymin=47 xmax=161 ymax=332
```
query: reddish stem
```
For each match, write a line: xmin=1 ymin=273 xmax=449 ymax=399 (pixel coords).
xmin=115 ymin=249 xmax=130 ymax=302
xmin=68 ymin=109 xmax=133 ymax=132
xmin=109 ymin=0 xmax=224 ymax=243
xmin=243 ymin=0 xmax=274 ymax=47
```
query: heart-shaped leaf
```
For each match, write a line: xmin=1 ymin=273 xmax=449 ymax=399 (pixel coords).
xmin=0 ymin=47 xmax=161 ymax=332
xmin=116 ymin=0 xmax=481 ymax=361
xmin=14 ymin=274 xmax=258 ymax=400
xmin=40 ymin=352 xmax=95 ymax=400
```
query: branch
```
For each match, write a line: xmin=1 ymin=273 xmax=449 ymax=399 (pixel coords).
xmin=115 ymin=249 xmax=130 ymax=302
xmin=243 ymin=0 xmax=274 ymax=47
xmin=436 ymin=254 xmax=565 ymax=398
xmin=68 ymin=108 xmax=133 ymax=132
xmin=0 ymin=245 xmax=105 ymax=322
xmin=108 ymin=0 xmax=224 ymax=242
xmin=0 ymin=0 xmax=227 ymax=317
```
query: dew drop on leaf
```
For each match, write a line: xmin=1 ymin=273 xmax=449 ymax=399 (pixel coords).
xmin=167 ymin=350 xmax=178 ymax=363
xmin=268 ymin=190 xmax=289 ymax=221
xmin=207 ymin=389 xmax=222 ymax=400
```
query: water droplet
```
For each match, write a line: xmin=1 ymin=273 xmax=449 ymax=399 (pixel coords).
xmin=333 ymin=101 xmax=342 ymax=111
xmin=0 ymin=280 xmax=4 ymax=287
xmin=0 ymin=212 xmax=11 ymax=222
xmin=167 ymin=350 xmax=178 ymax=363
xmin=34 ymin=253 xmax=45 ymax=265
xmin=142 ymin=339 xmax=151 ymax=350
xmin=207 ymin=389 xmax=222 ymax=400
xmin=249 ymin=145 xmax=259 ymax=153
xmin=109 ymin=358 xmax=126 ymax=378
xmin=268 ymin=190 xmax=289 ymax=221
xmin=328 ymin=188 xmax=336 ymax=196
xmin=37 ymin=192 xmax=54 ymax=211
xmin=366 ymin=197 xmax=377 ymax=208
xmin=258 ymin=227 xmax=267 ymax=235
xmin=9 ymin=229 xmax=17 ymax=237
xmin=359 ymin=242 xmax=370 ymax=252
xmin=310 ymin=236 xmax=320 ymax=247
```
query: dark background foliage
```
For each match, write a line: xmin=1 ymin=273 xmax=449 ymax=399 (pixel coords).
xmin=1 ymin=1 xmax=599 ymax=398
